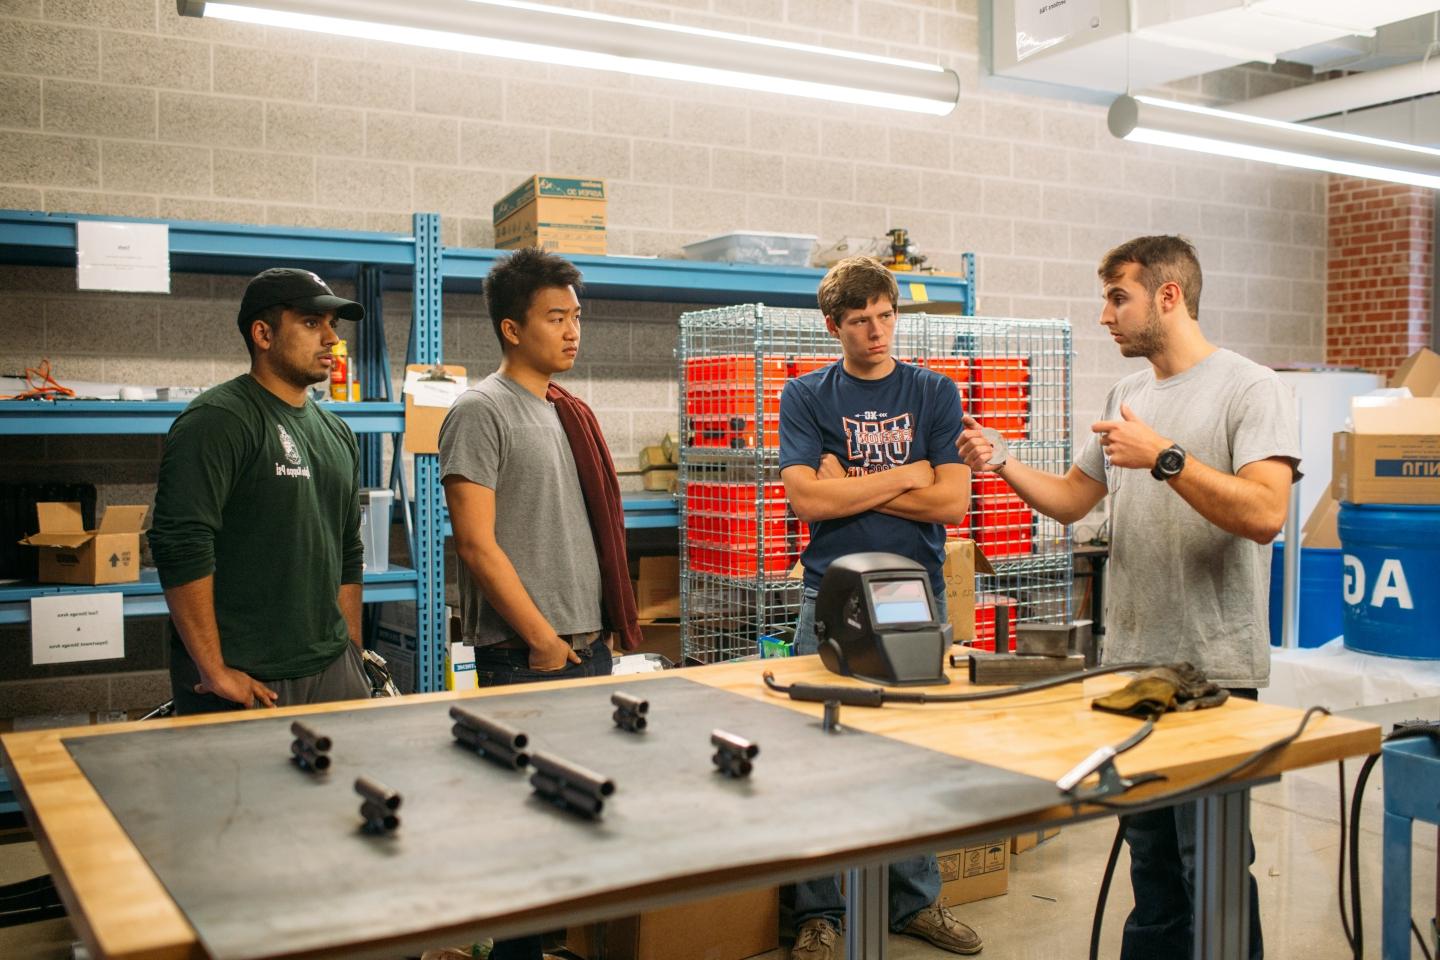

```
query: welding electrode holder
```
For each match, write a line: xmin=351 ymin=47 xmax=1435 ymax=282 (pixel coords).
xmin=289 ymin=720 xmax=332 ymax=773
xmin=354 ymin=776 xmax=401 ymax=834
xmin=711 ymin=730 xmax=759 ymax=779
xmin=529 ymin=751 xmax=615 ymax=819
xmin=450 ymin=705 xmax=530 ymax=770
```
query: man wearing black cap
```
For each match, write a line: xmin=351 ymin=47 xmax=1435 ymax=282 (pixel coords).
xmin=149 ymin=268 xmax=372 ymax=713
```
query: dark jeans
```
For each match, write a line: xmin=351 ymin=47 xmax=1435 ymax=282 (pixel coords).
xmin=471 ymin=637 xmax=614 ymax=687
xmin=1120 ymin=688 xmax=1263 ymax=960
xmin=473 ymin=637 xmax=613 ymax=960
xmin=788 ymin=586 xmax=944 ymax=931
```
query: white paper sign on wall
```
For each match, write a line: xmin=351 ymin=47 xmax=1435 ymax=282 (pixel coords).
xmin=31 ymin=593 xmax=125 ymax=665
xmin=76 ymin=220 xmax=171 ymax=293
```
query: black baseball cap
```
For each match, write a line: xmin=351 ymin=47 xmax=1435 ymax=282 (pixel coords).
xmin=237 ymin=268 xmax=365 ymax=330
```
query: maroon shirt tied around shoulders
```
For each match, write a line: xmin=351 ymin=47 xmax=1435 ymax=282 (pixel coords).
xmin=546 ymin=381 xmax=643 ymax=651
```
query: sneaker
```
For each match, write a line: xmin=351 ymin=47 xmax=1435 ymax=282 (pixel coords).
xmin=900 ymin=904 xmax=983 ymax=955
xmin=792 ymin=918 xmax=840 ymax=960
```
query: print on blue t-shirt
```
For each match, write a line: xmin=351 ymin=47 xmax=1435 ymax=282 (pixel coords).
xmin=778 ymin=360 xmax=964 ymax=596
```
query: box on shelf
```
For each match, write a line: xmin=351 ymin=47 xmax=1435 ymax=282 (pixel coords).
xmin=682 ymin=231 xmax=817 ymax=266
xmin=403 ymin=363 xmax=466 ymax=455
xmin=19 ymin=502 xmax=147 ymax=585
xmin=642 ymin=469 xmax=678 ymax=492
xmin=1011 ymin=827 xmax=1061 ymax=855
xmin=937 ymin=838 xmax=1009 ymax=907
xmin=567 ymin=885 xmax=778 ymax=960
xmin=493 ymin=175 xmax=606 ymax=255
xmin=635 ymin=620 xmax=681 ymax=664
xmin=638 ymin=445 xmax=670 ymax=472
xmin=634 ymin=555 xmax=680 ymax=620
xmin=942 ymin=539 xmax=994 ymax=642
xmin=445 ymin=640 xmax=475 ymax=691
xmin=1333 ymin=397 xmax=1440 ymax=505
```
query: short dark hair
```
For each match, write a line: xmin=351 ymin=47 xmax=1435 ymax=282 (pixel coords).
xmin=239 ymin=304 xmax=285 ymax=359
xmin=483 ymin=248 xmax=583 ymax=348
xmin=1098 ymin=235 xmax=1203 ymax=320
xmin=817 ymin=256 xmax=899 ymax=322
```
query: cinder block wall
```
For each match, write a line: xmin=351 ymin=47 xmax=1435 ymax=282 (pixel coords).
xmin=0 ymin=0 xmax=1328 ymax=716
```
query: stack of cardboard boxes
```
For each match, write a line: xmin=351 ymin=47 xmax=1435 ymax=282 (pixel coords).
xmin=1306 ymin=348 xmax=1440 ymax=546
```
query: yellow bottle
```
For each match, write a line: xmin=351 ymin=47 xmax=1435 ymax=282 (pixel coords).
xmin=330 ymin=340 xmax=349 ymax=401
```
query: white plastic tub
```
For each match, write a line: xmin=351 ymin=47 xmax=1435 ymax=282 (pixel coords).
xmin=682 ymin=232 xmax=818 ymax=266
xmin=359 ymin=488 xmax=394 ymax=573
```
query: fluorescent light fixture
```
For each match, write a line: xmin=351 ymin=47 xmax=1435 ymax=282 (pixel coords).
xmin=177 ymin=0 xmax=960 ymax=115
xmin=1109 ymin=94 xmax=1440 ymax=189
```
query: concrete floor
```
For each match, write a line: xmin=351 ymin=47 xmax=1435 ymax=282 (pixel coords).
xmin=2 ymin=711 xmax=1435 ymax=960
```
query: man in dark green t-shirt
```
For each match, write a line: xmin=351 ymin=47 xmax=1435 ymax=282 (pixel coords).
xmin=150 ymin=268 xmax=371 ymax=714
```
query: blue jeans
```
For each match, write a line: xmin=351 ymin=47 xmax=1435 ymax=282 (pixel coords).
xmin=1120 ymin=689 xmax=1263 ymax=960
xmin=789 ymin=586 xmax=945 ymax=931
xmin=472 ymin=637 xmax=612 ymax=960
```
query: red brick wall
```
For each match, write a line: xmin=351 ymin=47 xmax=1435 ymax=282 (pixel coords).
xmin=1326 ymin=176 xmax=1433 ymax=379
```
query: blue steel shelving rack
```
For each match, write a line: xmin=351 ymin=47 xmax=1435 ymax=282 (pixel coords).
xmin=0 ymin=216 xmax=978 ymax=806
xmin=0 ymin=208 xmax=447 ymax=685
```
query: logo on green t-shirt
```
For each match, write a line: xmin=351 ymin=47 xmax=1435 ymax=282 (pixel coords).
xmin=278 ymin=424 xmax=302 ymax=466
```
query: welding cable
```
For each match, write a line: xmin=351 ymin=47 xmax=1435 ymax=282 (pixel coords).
xmin=1085 ymin=706 xmax=1331 ymax=960
xmin=760 ymin=661 xmax=1156 ymax=707
xmin=1089 ymin=822 xmax=1125 ymax=960
xmin=1338 ymin=721 xmax=1440 ymax=960
xmin=1090 ymin=705 xmax=1332 ymax=812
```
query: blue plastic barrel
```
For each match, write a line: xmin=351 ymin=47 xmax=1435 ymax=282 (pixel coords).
xmin=1268 ymin=541 xmax=1344 ymax=648
xmin=1337 ymin=503 xmax=1440 ymax=660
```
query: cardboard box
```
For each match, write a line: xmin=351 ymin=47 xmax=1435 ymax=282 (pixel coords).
xmin=638 ymin=445 xmax=670 ymax=472
xmin=1391 ymin=347 xmax=1440 ymax=397
xmin=635 ymin=619 xmax=681 ymax=664
xmin=942 ymin=539 xmax=995 ymax=642
xmin=1301 ymin=482 xmax=1341 ymax=549
xmin=493 ymin=175 xmax=606 ymax=255
xmin=936 ymin=839 xmax=1009 ymax=907
xmin=403 ymin=363 xmax=466 ymax=455
xmin=1011 ymin=827 xmax=1061 ymax=855
xmin=445 ymin=640 xmax=475 ymax=691
xmin=567 ymin=885 xmax=778 ymax=960
xmin=19 ymin=502 xmax=147 ymax=585
xmin=1333 ymin=397 xmax=1440 ymax=505
xmin=642 ymin=468 xmax=678 ymax=492
xmin=633 ymin=555 xmax=680 ymax=620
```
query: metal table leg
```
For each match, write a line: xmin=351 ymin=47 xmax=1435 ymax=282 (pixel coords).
xmin=1193 ymin=786 xmax=1252 ymax=960
xmin=1383 ymin=808 xmax=1414 ymax=959
xmin=846 ymin=862 xmax=888 ymax=960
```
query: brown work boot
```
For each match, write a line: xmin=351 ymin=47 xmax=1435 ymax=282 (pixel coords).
xmin=791 ymin=917 xmax=840 ymax=960
xmin=899 ymin=904 xmax=983 ymax=954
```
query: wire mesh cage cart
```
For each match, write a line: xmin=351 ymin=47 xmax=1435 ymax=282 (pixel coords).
xmin=677 ymin=304 xmax=1074 ymax=665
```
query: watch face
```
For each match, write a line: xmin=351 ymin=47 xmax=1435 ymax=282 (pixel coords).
xmin=1158 ymin=448 xmax=1185 ymax=475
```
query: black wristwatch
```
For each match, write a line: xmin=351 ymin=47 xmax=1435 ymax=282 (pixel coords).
xmin=1151 ymin=443 xmax=1187 ymax=481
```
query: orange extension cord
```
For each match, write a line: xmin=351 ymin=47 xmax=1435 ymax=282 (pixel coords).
xmin=0 ymin=359 xmax=77 ymax=401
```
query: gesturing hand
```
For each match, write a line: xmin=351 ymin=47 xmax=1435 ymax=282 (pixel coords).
xmin=1090 ymin=404 xmax=1171 ymax=471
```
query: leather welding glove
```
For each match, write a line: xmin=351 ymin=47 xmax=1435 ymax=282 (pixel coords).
xmin=1091 ymin=674 xmax=1179 ymax=718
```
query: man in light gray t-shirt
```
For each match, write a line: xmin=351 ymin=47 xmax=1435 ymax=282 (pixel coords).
xmin=958 ymin=236 xmax=1297 ymax=960
xmin=1074 ymin=348 xmax=1299 ymax=687
xmin=441 ymin=372 xmax=602 ymax=647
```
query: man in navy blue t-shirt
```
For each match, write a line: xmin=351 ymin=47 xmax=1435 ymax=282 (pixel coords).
xmin=778 ymin=256 xmax=979 ymax=959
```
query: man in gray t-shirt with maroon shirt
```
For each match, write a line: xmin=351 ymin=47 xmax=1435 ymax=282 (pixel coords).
xmin=959 ymin=235 xmax=1298 ymax=960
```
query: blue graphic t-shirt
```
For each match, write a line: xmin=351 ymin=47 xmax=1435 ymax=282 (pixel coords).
xmin=779 ymin=360 xmax=964 ymax=596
